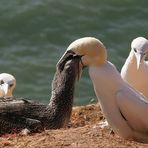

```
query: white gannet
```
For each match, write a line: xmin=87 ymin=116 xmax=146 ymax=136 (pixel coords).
xmin=0 ymin=73 xmax=16 ymax=97
xmin=58 ymin=37 xmax=148 ymax=143
xmin=121 ymin=37 xmax=148 ymax=98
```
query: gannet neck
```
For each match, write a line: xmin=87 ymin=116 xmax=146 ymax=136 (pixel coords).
xmin=88 ymin=61 xmax=134 ymax=139
xmin=89 ymin=61 xmax=126 ymax=126
xmin=89 ymin=62 xmax=122 ymax=102
xmin=45 ymin=58 xmax=80 ymax=128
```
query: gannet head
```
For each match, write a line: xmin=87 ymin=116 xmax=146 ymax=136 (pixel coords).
xmin=57 ymin=37 xmax=107 ymax=73
xmin=131 ymin=37 xmax=148 ymax=69
xmin=0 ymin=73 xmax=16 ymax=97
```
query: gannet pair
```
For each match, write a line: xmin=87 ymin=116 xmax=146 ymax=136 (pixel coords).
xmin=0 ymin=73 xmax=16 ymax=97
xmin=58 ymin=37 xmax=148 ymax=143
xmin=121 ymin=37 xmax=148 ymax=98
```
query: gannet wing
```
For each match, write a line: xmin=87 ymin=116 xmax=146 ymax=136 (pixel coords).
xmin=116 ymin=88 xmax=148 ymax=131
xmin=0 ymin=116 xmax=43 ymax=133
xmin=0 ymin=97 xmax=46 ymax=118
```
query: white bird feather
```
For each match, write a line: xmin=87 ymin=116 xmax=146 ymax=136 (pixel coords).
xmin=121 ymin=37 xmax=148 ymax=98
xmin=59 ymin=37 xmax=148 ymax=143
xmin=0 ymin=73 xmax=16 ymax=97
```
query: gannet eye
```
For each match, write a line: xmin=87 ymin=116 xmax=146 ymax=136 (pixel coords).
xmin=0 ymin=80 xmax=4 ymax=85
xmin=133 ymin=48 xmax=137 ymax=53
xmin=9 ymin=84 xmax=14 ymax=87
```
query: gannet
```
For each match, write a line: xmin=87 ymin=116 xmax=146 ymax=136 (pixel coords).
xmin=58 ymin=37 xmax=148 ymax=143
xmin=0 ymin=55 xmax=83 ymax=134
xmin=0 ymin=73 xmax=16 ymax=97
xmin=121 ymin=37 xmax=148 ymax=98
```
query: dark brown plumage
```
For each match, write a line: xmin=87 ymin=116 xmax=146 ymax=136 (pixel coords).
xmin=0 ymin=53 xmax=82 ymax=134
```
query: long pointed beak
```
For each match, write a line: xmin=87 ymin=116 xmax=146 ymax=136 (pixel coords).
xmin=135 ymin=52 xmax=144 ymax=70
xmin=0 ymin=83 xmax=9 ymax=95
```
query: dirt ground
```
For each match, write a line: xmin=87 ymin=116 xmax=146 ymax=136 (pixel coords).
xmin=0 ymin=103 xmax=148 ymax=148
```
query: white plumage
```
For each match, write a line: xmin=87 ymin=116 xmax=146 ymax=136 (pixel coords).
xmin=59 ymin=37 xmax=148 ymax=143
xmin=0 ymin=73 xmax=16 ymax=97
xmin=121 ymin=37 xmax=148 ymax=98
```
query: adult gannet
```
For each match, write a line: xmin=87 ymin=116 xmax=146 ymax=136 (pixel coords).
xmin=121 ymin=37 xmax=148 ymax=98
xmin=0 ymin=54 xmax=82 ymax=134
xmin=58 ymin=37 xmax=148 ymax=143
xmin=0 ymin=73 xmax=16 ymax=97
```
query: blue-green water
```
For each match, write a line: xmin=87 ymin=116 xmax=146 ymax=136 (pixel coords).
xmin=0 ymin=0 xmax=148 ymax=105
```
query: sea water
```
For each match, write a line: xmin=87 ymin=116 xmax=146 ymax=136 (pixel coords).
xmin=0 ymin=0 xmax=148 ymax=105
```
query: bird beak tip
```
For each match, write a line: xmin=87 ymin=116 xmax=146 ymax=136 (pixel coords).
xmin=136 ymin=53 xmax=143 ymax=70
xmin=2 ymin=83 xmax=9 ymax=95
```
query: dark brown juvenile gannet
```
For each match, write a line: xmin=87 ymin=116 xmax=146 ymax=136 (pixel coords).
xmin=0 ymin=52 xmax=82 ymax=134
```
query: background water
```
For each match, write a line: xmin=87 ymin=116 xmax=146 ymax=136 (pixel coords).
xmin=0 ymin=0 xmax=148 ymax=105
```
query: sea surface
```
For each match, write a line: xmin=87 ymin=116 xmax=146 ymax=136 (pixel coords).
xmin=0 ymin=0 xmax=148 ymax=105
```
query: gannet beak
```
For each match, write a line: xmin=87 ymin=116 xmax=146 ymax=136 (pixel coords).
xmin=135 ymin=52 xmax=144 ymax=69
xmin=0 ymin=83 xmax=9 ymax=96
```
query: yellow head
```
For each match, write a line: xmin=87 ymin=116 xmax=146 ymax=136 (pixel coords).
xmin=58 ymin=37 xmax=107 ymax=68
